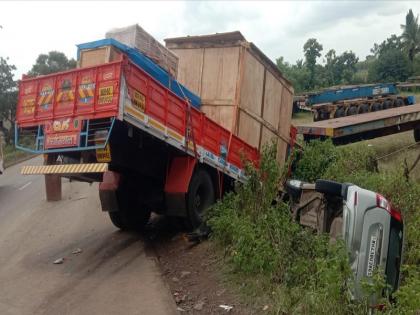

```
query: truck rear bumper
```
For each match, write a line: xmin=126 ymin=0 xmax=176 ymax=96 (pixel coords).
xmin=21 ymin=163 xmax=108 ymax=175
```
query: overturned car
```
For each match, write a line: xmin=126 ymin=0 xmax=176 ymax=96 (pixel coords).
xmin=285 ymin=179 xmax=404 ymax=301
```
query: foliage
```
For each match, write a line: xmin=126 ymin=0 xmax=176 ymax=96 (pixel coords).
xmin=368 ymin=46 xmax=412 ymax=82
xmin=28 ymin=51 xmax=76 ymax=76
xmin=303 ymin=38 xmax=323 ymax=89
xmin=0 ymin=57 xmax=17 ymax=144
xmin=400 ymin=9 xmax=420 ymax=62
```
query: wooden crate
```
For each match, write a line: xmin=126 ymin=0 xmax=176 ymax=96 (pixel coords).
xmin=165 ymin=32 xmax=294 ymax=163
xmin=106 ymin=24 xmax=178 ymax=76
xmin=79 ymin=45 xmax=121 ymax=68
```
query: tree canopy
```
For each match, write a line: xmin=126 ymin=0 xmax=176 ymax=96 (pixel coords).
xmin=28 ymin=51 xmax=76 ymax=76
xmin=0 ymin=57 xmax=17 ymax=143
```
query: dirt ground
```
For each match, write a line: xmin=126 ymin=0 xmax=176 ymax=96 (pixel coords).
xmin=145 ymin=216 xmax=255 ymax=315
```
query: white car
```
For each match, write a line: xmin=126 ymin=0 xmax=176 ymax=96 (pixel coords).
xmin=285 ymin=179 xmax=404 ymax=301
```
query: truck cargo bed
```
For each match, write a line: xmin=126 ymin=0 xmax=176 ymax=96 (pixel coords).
xmin=297 ymin=104 xmax=420 ymax=144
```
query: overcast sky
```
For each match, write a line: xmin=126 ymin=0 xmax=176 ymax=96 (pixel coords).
xmin=1 ymin=1 xmax=420 ymax=79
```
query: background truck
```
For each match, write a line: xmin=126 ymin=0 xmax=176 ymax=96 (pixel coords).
xmin=16 ymin=37 xmax=294 ymax=230
xmin=303 ymin=83 xmax=415 ymax=121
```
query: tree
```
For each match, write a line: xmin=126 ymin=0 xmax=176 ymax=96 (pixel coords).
xmin=276 ymin=57 xmax=310 ymax=93
xmin=400 ymin=9 xmax=420 ymax=62
xmin=371 ymin=34 xmax=402 ymax=57
xmin=0 ymin=57 xmax=17 ymax=144
xmin=368 ymin=49 xmax=411 ymax=82
xmin=28 ymin=51 xmax=76 ymax=76
xmin=303 ymin=38 xmax=323 ymax=89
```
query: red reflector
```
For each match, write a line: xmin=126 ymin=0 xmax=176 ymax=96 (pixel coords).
xmin=390 ymin=207 xmax=403 ymax=222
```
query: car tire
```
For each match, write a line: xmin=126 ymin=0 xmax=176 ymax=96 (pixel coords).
xmin=315 ymin=179 xmax=343 ymax=197
xmin=186 ymin=168 xmax=215 ymax=229
xmin=347 ymin=106 xmax=358 ymax=116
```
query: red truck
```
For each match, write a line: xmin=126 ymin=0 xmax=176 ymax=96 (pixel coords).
xmin=16 ymin=41 xmax=266 ymax=230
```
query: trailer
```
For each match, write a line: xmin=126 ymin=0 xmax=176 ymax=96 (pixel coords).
xmin=15 ymin=41 xmax=271 ymax=231
xmin=304 ymin=83 xmax=415 ymax=121
xmin=297 ymin=103 xmax=420 ymax=144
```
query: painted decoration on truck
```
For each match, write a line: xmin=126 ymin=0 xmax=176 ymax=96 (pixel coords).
xmin=56 ymin=79 xmax=74 ymax=103
xmin=38 ymin=84 xmax=54 ymax=109
xmin=78 ymin=76 xmax=95 ymax=104
xmin=22 ymin=97 xmax=36 ymax=114
xmin=131 ymin=89 xmax=146 ymax=112
xmin=98 ymin=85 xmax=114 ymax=105
xmin=44 ymin=118 xmax=82 ymax=134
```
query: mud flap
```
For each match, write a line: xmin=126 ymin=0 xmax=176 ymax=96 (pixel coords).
xmin=99 ymin=171 xmax=120 ymax=212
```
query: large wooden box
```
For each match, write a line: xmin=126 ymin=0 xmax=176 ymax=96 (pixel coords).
xmin=79 ymin=45 xmax=121 ymax=68
xmin=165 ymin=32 xmax=294 ymax=163
xmin=106 ymin=24 xmax=178 ymax=76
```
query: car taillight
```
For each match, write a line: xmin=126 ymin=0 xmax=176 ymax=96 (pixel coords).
xmin=376 ymin=194 xmax=402 ymax=222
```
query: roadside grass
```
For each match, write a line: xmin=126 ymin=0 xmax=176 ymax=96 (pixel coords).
xmin=3 ymin=144 xmax=33 ymax=168
xmin=291 ymin=111 xmax=313 ymax=125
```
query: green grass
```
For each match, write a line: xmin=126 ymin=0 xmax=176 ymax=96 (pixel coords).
xmin=292 ymin=111 xmax=313 ymax=125
xmin=349 ymin=131 xmax=420 ymax=181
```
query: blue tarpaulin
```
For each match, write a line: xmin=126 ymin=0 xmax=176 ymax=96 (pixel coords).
xmin=76 ymin=38 xmax=201 ymax=108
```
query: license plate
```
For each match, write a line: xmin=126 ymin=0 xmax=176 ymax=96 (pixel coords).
xmin=96 ymin=144 xmax=111 ymax=162
xmin=44 ymin=132 xmax=79 ymax=149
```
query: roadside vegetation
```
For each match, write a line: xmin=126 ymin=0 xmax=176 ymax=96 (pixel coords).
xmin=208 ymin=141 xmax=420 ymax=314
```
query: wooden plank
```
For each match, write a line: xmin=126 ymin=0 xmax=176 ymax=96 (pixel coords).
xmin=201 ymin=104 xmax=235 ymax=131
xmin=239 ymin=50 xmax=264 ymax=116
xmin=238 ymin=110 xmax=261 ymax=148
xmin=263 ymin=71 xmax=283 ymax=128
xmin=201 ymin=47 xmax=240 ymax=104
xmin=278 ymin=86 xmax=293 ymax=140
xmin=170 ymin=48 xmax=204 ymax=95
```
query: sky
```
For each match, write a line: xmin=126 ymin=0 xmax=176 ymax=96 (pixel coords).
xmin=1 ymin=1 xmax=420 ymax=79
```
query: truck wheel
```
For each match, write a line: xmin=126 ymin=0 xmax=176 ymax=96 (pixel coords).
xmin=383 ymin=100 xmax=393 ymax=109
xmin=186 ymin=169 xmax=215 ymax=229
xmin=334 ymin=108 xmax=345 ymax=118
xmin=395 ymin=98 xmax=404 ymax=107
xmin=358 ymin=104 xmax=369 ymax=114
xmin=108 ymin=184 xmax=151 ymax=231
xmin=347 ymin=106 xmax=358 ymax=116
xmin=371 ymin=102 xmax=382 ymax=112
xmin=315 ymin=179 xmax=343 ymax=197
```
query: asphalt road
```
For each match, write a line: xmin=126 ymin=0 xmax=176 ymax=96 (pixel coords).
xmin=0 ymin=156 xmax=178 ymax=315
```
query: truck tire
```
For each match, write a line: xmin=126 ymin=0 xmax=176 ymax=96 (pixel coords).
xmin=383 ymin=100 xmax=393 ymax=110
xmin=371 ymin=102 xmax=382 ymax=112
xmin=358 ymin=104 xmax=369 ymax=114
xmin=315 ymin=179 xmax=343 ymax=197
xmin=186 ymin=168 xmax=215 ymax=229
xmin=108 ymin=183 xmax=151 ymax=231
xmin=334 ymin=108 xmax=345 ymax=118
xmin=395 ymin=98 xmax=404 ymax=107
xmin=347 ymin=106 xmax=358 ymax=116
